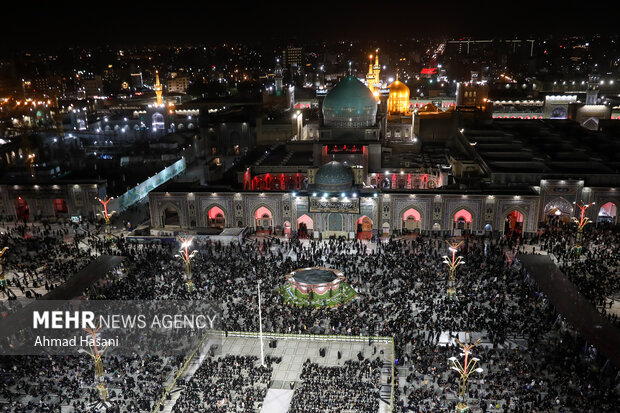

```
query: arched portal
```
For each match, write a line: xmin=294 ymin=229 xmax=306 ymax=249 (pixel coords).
xmin=207 ymin=206 xmax=225 ymax=228
xmin=453 ymin=209 xmax=473 ymax=232
xmin=382 ymin=222 xmax=390 ymax=236
xmin=254 ymin=206 xmax=273 ymax=232
xmin=53 ymin=199 xmax=68 ymax=218
xmin=357 ymin=216 xmax=373 ymax=240
xmin=297 ymin=214 xmax=313 ymax=238
xmin=504 ymin=210 xmax=524 ymax=236
xmin=162 ymin=205 xmax=180 ymax=227
xmin=544 ymin=197 xmax=572 ymax=224
xmin=328 ymin=213 xmax=343 ymax=232
xmin=152 ymin=113 xmax=165 ymax=130
xmin=402 ymin=208 xmax=421 ymax=232
xmin=14 ymin=198 xmax=29 ymax=221
xmin=284 ymin=221 xmax=291 ymax=236
xmin=598 ymin=202 xmax=617 ymax=224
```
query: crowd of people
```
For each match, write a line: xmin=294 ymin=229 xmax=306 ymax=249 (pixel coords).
xmin=171 ymin=355 xmax=276 ymax=412
xmin=0 ymin=354 xmax=183 ymax=413
xmin=288 ymin=359 xmax=381 ymax=413
xmin=0 ymin=218 xmax=618 ymax=412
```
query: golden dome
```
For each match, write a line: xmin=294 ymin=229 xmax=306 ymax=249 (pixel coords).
xmin=389 ymin=80 xmax=410 ymax=94
xmin=388 ymin=79 xmax=410 ymax=115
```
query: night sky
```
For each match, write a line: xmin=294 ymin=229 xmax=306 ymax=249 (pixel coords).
xmin=5 ymin=1 xmax=618 ymax=51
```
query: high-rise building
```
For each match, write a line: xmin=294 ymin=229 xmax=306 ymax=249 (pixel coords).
xmin=282 ymin=46 xmax=302 ymax=66
xmin=167 ymin=75 xmax=190 ymax=93
xmin=82 ymin=75 xmax=103 ymax=98
xmin=130 ymin=72 xmax=143 ymax=89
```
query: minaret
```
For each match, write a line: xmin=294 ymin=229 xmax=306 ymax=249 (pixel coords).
xmin=373 ymin=50 xmax=381 ymax=90
xmin=274 ymin=58 xmax=283 ymax=96
xmin=154 ymin=70 xmax=163 ymax=106
xmin=366 ymin=54 xmax=376 ymax=91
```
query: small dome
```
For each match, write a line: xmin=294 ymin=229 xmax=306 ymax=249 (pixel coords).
xmin=322 ymin=76 xmax=377 ymax=128
xmin=314 ymin=161 xmax=354 ymax=192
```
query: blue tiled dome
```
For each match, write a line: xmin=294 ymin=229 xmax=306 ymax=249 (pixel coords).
xmin=314 ymin=161 xmax=354 ymax=192
xmin=322 ymin=76 xmax=377 ymax=128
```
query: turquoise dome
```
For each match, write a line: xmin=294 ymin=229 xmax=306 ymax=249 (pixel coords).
xmin=322 ymin=76 xmax=377 ymax=128
xmin=314 ymin=161 xmax=354 ymax=192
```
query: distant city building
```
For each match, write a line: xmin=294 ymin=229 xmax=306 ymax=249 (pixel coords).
xmin=0 ymin=60 xmax=19 ymax=97
xmin=82 ymin=75 xmax=103 ymax=98
xmin=167 ymin=75 xmax=190 ymax=93
xmin=130 ymin=72 xmax=143 ymax=89
xmin=456 ymin=81 xmax=489 ymax=110
xmin=282 ymin=46 xmax=303 ymax=67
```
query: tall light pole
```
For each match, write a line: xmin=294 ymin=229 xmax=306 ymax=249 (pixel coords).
xmin=175 ymin=236 xmax=197 ymax=292
xmin=79 ymin=325 xmax=108 ymax=404
xmin=0 ymin=247 xmax=8 ymax=289
xmin=258 ymin=280 xmax=265 ymax=367
xmin=572 ymin=201 xmax=594 ymax=256
xmin=442 ymin=240 xmax=464 ymax=299
xmin=448 ymin=338 xmax=483 ymax=413
xmin=96 ymin=196 xmax=115 ymax=238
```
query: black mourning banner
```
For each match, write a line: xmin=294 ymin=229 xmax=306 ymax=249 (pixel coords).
xmin=309 ymin=197 xmax=360 ymax=213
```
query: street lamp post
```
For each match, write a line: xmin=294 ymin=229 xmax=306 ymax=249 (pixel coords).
xmin=175 ymin=236 xmax=197 ymax=292
xmin=442 ymin=240 xmax=464 ymax=299
xmin=448 ymin=338 xmax=484 ymax=412
xmin=572 ymin=201 xmax=594 ymax=256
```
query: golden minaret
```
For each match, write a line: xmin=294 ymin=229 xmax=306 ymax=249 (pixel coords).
xmin=366 ymin=54 xmax=376 ymax=92
xmin=373 ymin=51 xmax=381 ymax=90
xmin=154 ymin=70 xmax=163 ymax=106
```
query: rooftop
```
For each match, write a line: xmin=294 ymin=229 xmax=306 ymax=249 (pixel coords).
xmin=465 ymin=119 xmax=620 ymax=177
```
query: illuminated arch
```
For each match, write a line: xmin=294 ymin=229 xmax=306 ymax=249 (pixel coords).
xmin=401 ymin=207 xmax=422 ymax=231
xmin=356 ymin=215 xmax=373 ymax=239
xmin=598 ymin=201 xmax=618 ymax=224
xmin=253 ymin=205 xmax=274 ymax=229
xmin=453 ymin=208 xmax=472 ymax=223
xmin=452 ymin=208 xmax=473 ymax=232
xmin=297 ymin=214 xmax=314 ymax=230
xmin=14 ymin=197 xmax=30 ymax=221
xmin=403 ymin=208 xmax=421 ymax=221
xmin=53 ymin=198 xmax=68 ymax=217
xmin=504 ymin=209 xmax=524 ymax=235
xmin=206 ymin=205 xmax=226 ymax=228
xmin=544 ymin=197 xmax=573 ymax=223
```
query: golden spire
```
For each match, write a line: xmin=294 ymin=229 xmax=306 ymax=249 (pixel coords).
xmin=154 ymin=70 xmax=163 ymax=106
xmin=373 ymin=49 xmax=381 ymax=92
